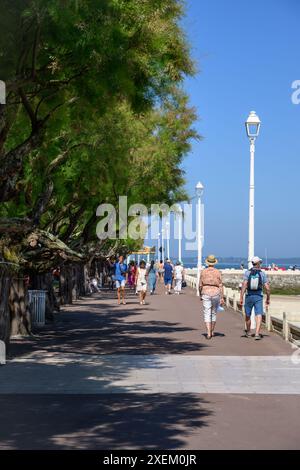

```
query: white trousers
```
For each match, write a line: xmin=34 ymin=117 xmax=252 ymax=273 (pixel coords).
xmin=174 ymin=279 xmax=182 ymax=292
xmin=202 ymin=294 xmax=220 ymax=323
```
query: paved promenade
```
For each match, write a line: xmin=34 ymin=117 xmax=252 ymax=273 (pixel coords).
xmin=0 ymin=286 xmax=300 ymax=449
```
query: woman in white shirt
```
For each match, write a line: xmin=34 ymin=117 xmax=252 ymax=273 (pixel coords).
xmin=174 ymin=261 xmax=185 ymax=295
xmin=135 ymin=260 xmax=148 ymax=305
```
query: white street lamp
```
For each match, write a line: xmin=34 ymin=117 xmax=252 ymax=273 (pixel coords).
xmin=175 ymin=205 xmax=183 ymax=263
xmin=245 ymin=111 xmax=261 ymax=270
xmin=166 ymin=221 xmax=170 ymax=260
xmin=157 ymin=233 xmax=161 ymax=261
xmin=196 ymin=182 xmax=204 ymax=297
xmin=161 ymin=228 xmax=165 ymax=261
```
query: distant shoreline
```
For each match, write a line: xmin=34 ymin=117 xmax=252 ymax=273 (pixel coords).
xmin=183 ymin=262 xmax=300 ymax=270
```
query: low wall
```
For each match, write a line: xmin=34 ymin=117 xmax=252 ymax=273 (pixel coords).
xmin=186 ymin=269 xmax=300 ymax=290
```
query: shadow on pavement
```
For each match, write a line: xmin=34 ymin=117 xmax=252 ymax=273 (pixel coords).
xmin=9 ymin=293 xmax=205 ymax=357
xmin=0 ymin=394 xmax=212 ymax=450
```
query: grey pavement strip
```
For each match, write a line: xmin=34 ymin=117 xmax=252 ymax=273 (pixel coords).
xmin=0 ymin=353 xmax=300 ymax=395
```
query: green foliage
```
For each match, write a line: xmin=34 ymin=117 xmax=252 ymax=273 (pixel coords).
xmin=0 ymin=0 xmax=199 ymax=262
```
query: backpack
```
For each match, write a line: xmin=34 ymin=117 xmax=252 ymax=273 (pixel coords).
xmin=247 ymin=269 xmax=263 ymax=292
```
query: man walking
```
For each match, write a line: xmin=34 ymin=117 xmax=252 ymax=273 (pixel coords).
xmin=108 ymin=255 xmax=128 ymax=305
xmin=240 ymin=256 xmax=271 ymax=340
xmin=164 ymin=259 xmax=173 ymax=295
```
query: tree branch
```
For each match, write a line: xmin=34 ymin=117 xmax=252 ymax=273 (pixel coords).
xmin=60 ymin=206 xmax=86 ymax=243
xmin=45 ymin=143 xmax=89 ymax=176
xmin=18 ymin=87 xmax=38 ymax=129
xmin=0 ymin=218 xmax=33 ymax=234
xmin=30 ymin=180 xmax=54 ymax=224
xmin=0 ymin=124 xmax=44 ymax=202
xmin=31 ymin=25 xmax=40 ymax=79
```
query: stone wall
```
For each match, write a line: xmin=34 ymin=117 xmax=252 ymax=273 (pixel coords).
xmin=186 ymin=269 xmax=300 ymax=290
xmin=220 ymin=270 xmax=300 ymax=290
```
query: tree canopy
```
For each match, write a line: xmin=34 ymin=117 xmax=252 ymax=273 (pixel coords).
xmin=0 ymin=0 xmax=199 ymax=269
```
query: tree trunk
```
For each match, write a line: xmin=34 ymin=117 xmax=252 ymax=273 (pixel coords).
xmin=72 ymin=265 xmax=78 ymax=301
xmin=59 ymin=264 xmax=73 ymax=305
xmin=9 ymin=278 xmax=31 ymax=337
xmin=72 ymin=263 xmax=88 ymax=299
xmin=83 ymin=264 xmax=90 ymax=295
xmin=0 ymin=266 xmax=12 ymax=347
xmin=60 ymin=263 xmax=89 ymax=304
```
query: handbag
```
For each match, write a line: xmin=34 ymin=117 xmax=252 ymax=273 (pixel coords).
xmin=182 ymin=281 xmax=187 ymax=288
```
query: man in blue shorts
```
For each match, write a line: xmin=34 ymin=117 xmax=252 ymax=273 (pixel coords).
xmin=108 ymin=255 xmax=128 ymax=305
xmin=240 ymin=256 xmax=271 ymax=340
xmin=164 ymin=259 xmax=173 ymax=295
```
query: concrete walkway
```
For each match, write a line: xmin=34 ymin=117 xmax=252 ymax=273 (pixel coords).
xmin=0 ymin=286 xmax=300 ymax=449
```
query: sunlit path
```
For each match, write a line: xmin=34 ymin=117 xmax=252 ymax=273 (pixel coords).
xmin=2 ymin=353 xmax=300 ymax=395
xmin=1 ymin=286 xmax=300 ymax=450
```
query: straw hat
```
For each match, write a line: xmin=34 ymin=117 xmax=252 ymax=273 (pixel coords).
xmin=205 ymin=254 xmax=218 ymax=266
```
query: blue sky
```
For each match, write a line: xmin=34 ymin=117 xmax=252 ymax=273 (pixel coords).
xmin=146 ymin=0 xmax=300 ymax=260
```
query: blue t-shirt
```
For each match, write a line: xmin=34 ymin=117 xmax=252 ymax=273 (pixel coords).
xmin=243 ymin=269 xmax=268 ymax=296
xmin=164 ymin=263 xmax=173 ymax=279
xmin=114 ymin=262 xmax=127 ymax=281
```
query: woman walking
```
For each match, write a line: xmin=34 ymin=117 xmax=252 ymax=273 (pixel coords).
xmin=174 ymin=261 xmax=185 ymax=295
xmin=135 ymin=260 xmax=148 ymax=305
xmin=128 ymin=261 xmax=137 ymax=290
xmin=158 ymin=260 xmax=164 ymax=283
xmin=199 ymin=255 xmax=224 ymax=340
xmin=147 ymin=260 xmax=158 ymax=295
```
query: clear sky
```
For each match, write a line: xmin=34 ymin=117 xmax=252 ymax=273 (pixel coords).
xmin=180 ymin=0 xmax=300 ymax=258
xmin=145 ymin=0 xmax=300 ymax=260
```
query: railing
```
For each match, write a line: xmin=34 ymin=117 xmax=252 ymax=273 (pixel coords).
xmin=184 ymin=275 xmax=300 ymax=345
xmin=185 ymin=274 xmax=198 ymax=290
xmin=28 ymin=290 xmax=46 ymax=327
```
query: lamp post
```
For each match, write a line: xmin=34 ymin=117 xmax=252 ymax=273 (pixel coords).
xmin=166 ymin=221 xmax=170 ymax=260
xmin=196 ymin=182 xmax=204 ymax=297
xmin=161 ymin=228 xmax=165 ymax=261
xmin=245 ymin=111 xmax=261 ymax=270
xmin=176 ymin=205 xmax=183 ymax=263
xmin=157 ymin=233 xmax=161 ymax=261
